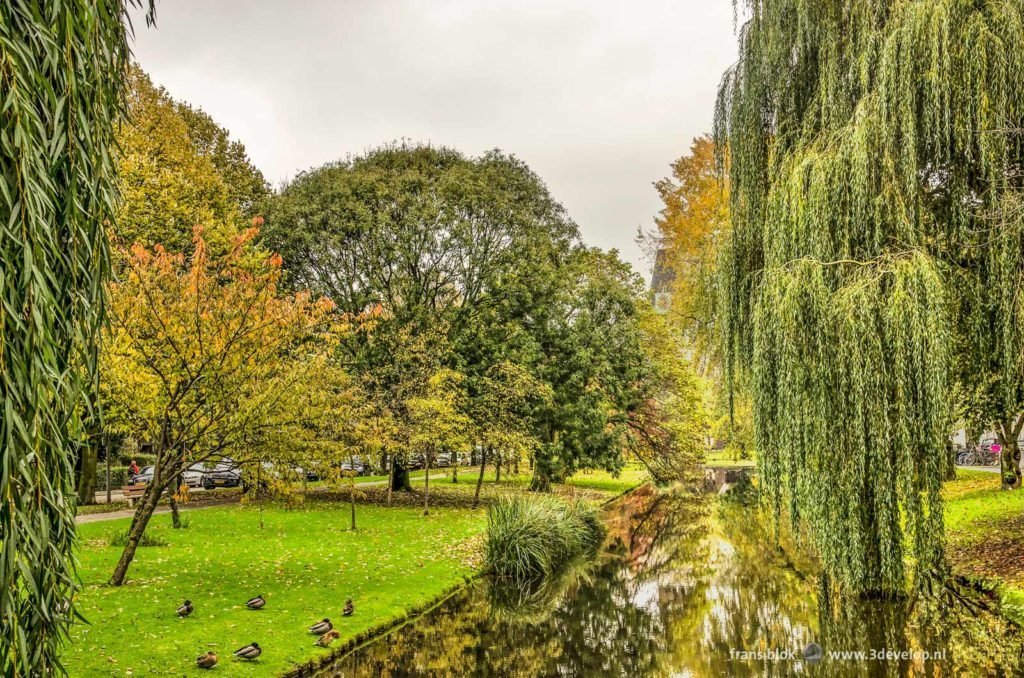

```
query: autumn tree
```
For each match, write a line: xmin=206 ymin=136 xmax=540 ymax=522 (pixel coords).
xmin=646 ymin=135 xmax=749 ymax=456
xmin=647 ymin=135 xmax=728 ymax=349
xmin=101 ymin=227 xmax=336 ymax=585
xmin=115 ymin=67 xmax=267 ymax=256
xmin=407 ymin=369 xmax=472 ymax=515
xmin=468 ymin=362 xmax=548 ymax=508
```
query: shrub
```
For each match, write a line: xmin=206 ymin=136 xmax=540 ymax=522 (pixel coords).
xmin=485 ymin=496 xmax=604 ymax=580
xmin=108 ymin=530 xmax=167 ymax=548
xmin=96 ymin=466 xmax=132 ymax=491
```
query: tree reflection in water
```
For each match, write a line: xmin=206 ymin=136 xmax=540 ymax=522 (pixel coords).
xmin=318 ymin=484 xmax=1024 ymax=677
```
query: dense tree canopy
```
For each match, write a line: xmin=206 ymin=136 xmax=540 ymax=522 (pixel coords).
xmin=716 ymin=0 xmax=1024 ymax=594
xmin=262 ymin=144 xmax=580 ymax=485
xmin=264 ymin=144 xmax=698 ymax=491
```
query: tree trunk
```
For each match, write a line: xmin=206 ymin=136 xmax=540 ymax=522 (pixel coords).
xmin=452 ymin=452 xmax=458 ymax=483
xmin=105 ymin=440 xmax=112 ymax=504
xmin=386 ymin=451 xmax=393 ymax=507
xmin=423 ymin=448 xmax=432 ymax=516
xmin=168 ymin=456 xmax=184 ymax=528
xmin=943 ymin=442 xmax=957 ymax=481
xmin=998 ymin=416 xmax=1024 ymax=490
xmin=529 ymin=468 xmax=551 ymax=492
xmin=473 ymin=446 xmax=488 ymax=509
xmin=530 ymin=450 xmax=553 ymax=492
xmin=349 ymin=453 xmax=357 ymax=530
xmin=76 ymin=441 xmax=98 ymax=505
xmin=391 ymin=458 xmax=413 ymax=492
xmin=110 ymin=477 xmax=165 ymax=586
xmin=495 ymin=453 xmax=501 ymax=483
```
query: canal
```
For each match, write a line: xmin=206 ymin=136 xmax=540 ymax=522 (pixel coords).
xmin=316 ymin=481 xmax=1023 ymax=676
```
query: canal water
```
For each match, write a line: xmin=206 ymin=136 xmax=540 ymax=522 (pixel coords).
xmin=318 ymin=481 xmax=1024 ymax=676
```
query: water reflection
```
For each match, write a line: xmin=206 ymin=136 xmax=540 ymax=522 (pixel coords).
xmin=317 ymin=484 xmax=1024 ymax=677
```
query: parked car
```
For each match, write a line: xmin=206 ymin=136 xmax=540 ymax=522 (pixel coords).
xmin=182 ymin=463 xmax=206 ymax=488
xmin=129 ymin=465 xmax=154 ymax=485
xmin=339 ymin=457 xmax=372 ymax=476
xmin=293 ymin=465 xmax=320 ymax=482
xmin=202 ymin=460 xmax=242 ymax=489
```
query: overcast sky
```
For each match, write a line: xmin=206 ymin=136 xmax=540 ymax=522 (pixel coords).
xmin=129 ymin=0 xmax=738 ymax=278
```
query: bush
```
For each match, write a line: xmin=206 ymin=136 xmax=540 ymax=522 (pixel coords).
xmin=485 ymin=496 xmax=604 ymax=580
xmin=97 ymin=466 xmax=132 ymax=491
xmin=115 ymin=451 xmax=156 ymax=467
xmin=108 ymin=529 xmax=167 ymax=548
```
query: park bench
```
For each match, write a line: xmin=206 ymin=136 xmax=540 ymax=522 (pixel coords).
xmin=120 ymin=483 xmax=148 ymax=507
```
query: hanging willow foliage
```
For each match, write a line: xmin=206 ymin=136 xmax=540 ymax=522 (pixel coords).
xmin=716 ymin=0 xmax=1024 ymax=594
xmin=1 ymin=2 xmax=153 ymax=674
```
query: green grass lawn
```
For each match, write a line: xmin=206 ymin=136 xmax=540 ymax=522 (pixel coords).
xmin=704 ymin=449 xmax=756 ymax=468
xmin=66 ymin=466 xmax=646 ymax=675
xmin=418 ymin=462 xmax=650 ymax=500
xmin=943 ymin=468 xmax=1024 ymax=622
xmin=67 ymin=503 xmax=485 ymax=676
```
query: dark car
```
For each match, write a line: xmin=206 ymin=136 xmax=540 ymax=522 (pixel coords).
xmin=293 ymin=466 xmax=321 ymax=482
xmin=202 ymin=461 xmax=242 ymax=489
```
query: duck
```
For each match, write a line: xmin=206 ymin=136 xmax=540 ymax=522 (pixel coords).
xmin=177 ymin=600 xmax=193 ymax=617
xmin=343 ymin=599 xmax=354 ymax=616
xmin=233 ymin=643 xmax=262 ymax=660
xmin=246 ymin=595 xmax=266 ymax=610
xmin=309 ymin=618 xmax=332 ymax=635
xmin=316 ymin=630 xmax=341 ymax=647
xmin=195 ymin=651 xmax=217 ymax=669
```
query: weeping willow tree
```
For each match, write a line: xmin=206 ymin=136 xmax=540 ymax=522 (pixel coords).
xmin=1 ymin=2 xmax=153 ymax=673
xmin=715 ymin=0 xmax=1024 ymax=595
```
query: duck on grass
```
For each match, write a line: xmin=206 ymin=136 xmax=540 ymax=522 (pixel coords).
xmin=485 ymin=496 xmax=604 ymax=581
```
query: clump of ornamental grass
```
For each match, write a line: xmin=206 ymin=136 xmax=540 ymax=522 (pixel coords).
xmin=485 ymin=496 xmax=604 ymax=580
xmin=108 ymin=530 xmax=167 ymax=548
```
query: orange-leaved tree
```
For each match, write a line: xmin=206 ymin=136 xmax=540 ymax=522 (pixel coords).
xmin=650 ymin=134 xmax=728 ymax=353
xmin=101 ymin=224 xmax=337 ymax=585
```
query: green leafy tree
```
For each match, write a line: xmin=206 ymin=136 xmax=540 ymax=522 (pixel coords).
xmin=627 ymin=308 xmax=707 ymax=483
xmin=715 ymin=0 xmax=1024 ymax=594
xmin=466 ymin=362 xmax=548 ymax=507
xmin=262 ymin=143 xmax=578 ymax=490
xmin=0 ymin=2 xmax=152 ymax=672
xmin=526 ymin=248 xmax=652 ymax=491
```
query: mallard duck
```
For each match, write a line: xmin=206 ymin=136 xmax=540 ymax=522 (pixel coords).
xmin=309 ymin=618 xmax=332 ymax=635
xmin=316 ymin=629 xmax=341 ymax=647
xmin=195 ymin=651 xmax=217 ymax=669
xmin=343 ymin=599 xmax=354 ymax=616
xmin=246 ymin=595 xmax=266 ymax=610
xmin=233 ymin=642 xmax=262 ymax=660
xmin=177 ymin=600 xmax=193 ymax=617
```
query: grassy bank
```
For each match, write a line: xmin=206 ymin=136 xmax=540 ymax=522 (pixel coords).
xmin=66 ymin=466 xmax=648 ymax=675
xmin=943 ymin=469 xmax=1024 ymax=622
xmin=68 ymin=503 xmax=485 ymax=676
